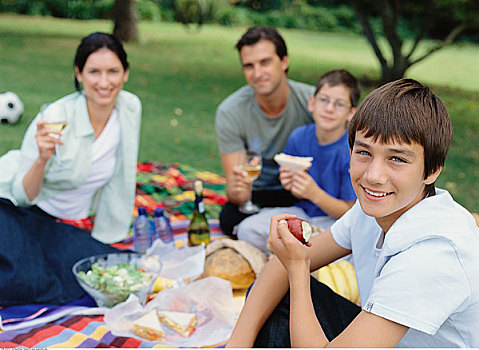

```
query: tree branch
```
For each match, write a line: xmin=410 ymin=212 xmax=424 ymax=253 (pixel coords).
xmin=406 ymin=26 xmax=426 ymax=60
xmin=406 ymin=0 xmax=434 ymax=60
xmin=410 ymin=23 xmax=468 ymax=66
xmin=381 ymin=0 xmax=403 ymax=65
xmin=348 ymin=0 xmax=387 ymax=67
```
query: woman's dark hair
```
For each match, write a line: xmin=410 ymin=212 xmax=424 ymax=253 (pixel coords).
xmin=74 ymin=32 xmax=129 ymax=91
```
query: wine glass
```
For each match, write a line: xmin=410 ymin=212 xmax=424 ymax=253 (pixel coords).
xmin=238 ymin=150 xmax=262 ymax=214
xmin=44 ymin=121 xmax=67 ymax=166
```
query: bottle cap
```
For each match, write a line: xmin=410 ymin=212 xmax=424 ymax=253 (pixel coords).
xmin=154 ymin=207 xmax=164 ymax=216
xmin=193 ymin=180 xmax=203 ymax=194
xmin=137 ymin=206 xmax=147 ymax=215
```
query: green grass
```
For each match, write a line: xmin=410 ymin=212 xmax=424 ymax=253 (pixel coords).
xmin=0 ymin=14 xmax=478 ymax=213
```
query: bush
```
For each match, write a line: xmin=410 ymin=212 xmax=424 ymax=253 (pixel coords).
xmin=95 ymin=0 xmax=115 ymax=19
xmin=0 ymin=0 xmax=361 ymax=34
xmin=136 ymin=0 xmax=162 ymax=21
xmin=0 ymin=0 xmax=33 ymax=14
xmin=66 ymin=1 xmax=98 ymax=19
xmin=0 ymin=0 xmax=115 ymax=20
xmin=298 ymin=5 xmax=338 ymax=31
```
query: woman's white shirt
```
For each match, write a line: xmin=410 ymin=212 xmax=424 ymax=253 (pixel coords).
xmin=37 ymin=109 xmax=120 ymax=219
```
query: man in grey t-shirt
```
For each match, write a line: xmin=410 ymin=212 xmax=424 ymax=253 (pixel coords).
xmin=215 ymin=26 xmax=314 ymax=235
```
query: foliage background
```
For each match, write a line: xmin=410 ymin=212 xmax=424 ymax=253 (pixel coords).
xmin=0 ymin=14 xmax=478 ymax=214
xmin=1 ymin=0 xmax=478 ymax=43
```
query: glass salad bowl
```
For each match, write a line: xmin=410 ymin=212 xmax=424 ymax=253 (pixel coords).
xmin=72 ymin=252 xmax=160 ymax=308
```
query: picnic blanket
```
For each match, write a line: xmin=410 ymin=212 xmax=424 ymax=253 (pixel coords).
xmin=114 ymin=161 xmax=227 ymax=249
xmin=0 ymin=162 xmax=230 ymax=348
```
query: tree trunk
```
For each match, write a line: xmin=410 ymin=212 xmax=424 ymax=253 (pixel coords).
xmin=379 ymin=0 xmax=409 ymax=83
xmin=380 ymin=63 xmax=409 ymax=84
xmin=113 ymin=0 xmax=138 ymax=42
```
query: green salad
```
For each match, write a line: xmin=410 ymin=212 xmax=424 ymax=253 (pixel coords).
xmin=78 ymin=262 xmax=153 ymax=298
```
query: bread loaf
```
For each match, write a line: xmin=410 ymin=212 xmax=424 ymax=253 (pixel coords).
xmin=204 ymin=248 xmax=255 ymax=289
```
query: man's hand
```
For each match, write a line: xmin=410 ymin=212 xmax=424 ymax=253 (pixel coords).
xmin=229 ymin=164 xmax=253 ymax=204
xmin=222 ymin=151 xmax=263 ymax=205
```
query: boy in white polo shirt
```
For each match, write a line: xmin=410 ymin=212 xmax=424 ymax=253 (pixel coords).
xmin=226 ymin=78 xmax=479 ymax=348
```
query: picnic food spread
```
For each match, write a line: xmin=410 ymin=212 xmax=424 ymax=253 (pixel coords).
xmin=157 ymin=310 xmax=197 ymax=337
xmin=132 ymin=309 xmax=197 ymax=340
xmin=132 ymin=309 xmax=166 ymax=341
xmin=287 ymin=218 xmax=312 ymax=244
xmin=205 ymin=248 xmax=255 ymax=289
xmin=312 ymin=260 xmax=360 ymax=305
xmin=77 ymin=262 xmax=153 ymax=299
xmin=274 ymin=152 xmax=313 ymax=171
xmin=204 ymin=239 xmax=267 ymax=289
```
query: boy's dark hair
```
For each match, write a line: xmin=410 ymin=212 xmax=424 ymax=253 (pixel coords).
xmin=348 ymin=78 xmax=452 ymax=197
xmin=315 ymin=69 xmax=361 ymax=107
xmin=236 ymin=26 xmax=288 ymax=72
xmin=74 ymin=32 xmax=129 ymax=91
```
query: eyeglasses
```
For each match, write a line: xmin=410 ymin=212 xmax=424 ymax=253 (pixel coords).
xmin=315 ymin=95 xmax=351 ymax=112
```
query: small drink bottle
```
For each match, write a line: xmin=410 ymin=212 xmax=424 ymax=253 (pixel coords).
xmin=133 ymin=206 xmax=152 ymax=254
xmin=153 ymin=207 xmax=175 ymax=247
xmin=187 ymin=180 xmax=210 ymax=246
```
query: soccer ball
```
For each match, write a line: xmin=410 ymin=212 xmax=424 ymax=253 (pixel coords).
xmin=0 ymin=92 xmax=24 ymax=124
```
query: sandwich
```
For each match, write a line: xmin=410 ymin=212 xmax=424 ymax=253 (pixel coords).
xmin=132 ymin=309 xmax=165 ymax=341
xmin=157 ymin=310 xmax=197 ymax=337
xmin=274 ymin=153 xmax=313 ymax=171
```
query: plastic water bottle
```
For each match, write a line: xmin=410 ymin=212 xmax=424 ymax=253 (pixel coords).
xmin=153 ymin=207 xmax=175 ymax=247
xmin=133 ymin=206 xmax=152 ymax=254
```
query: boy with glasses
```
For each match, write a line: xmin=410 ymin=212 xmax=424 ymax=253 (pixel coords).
xmin=236 ymin=69 xmax=360 ymax=253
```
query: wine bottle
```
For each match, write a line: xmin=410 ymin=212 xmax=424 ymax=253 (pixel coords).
xmin=187 ymin=180 xmax=210 ymax=246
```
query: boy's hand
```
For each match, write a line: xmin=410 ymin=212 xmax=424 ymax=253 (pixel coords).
xmin=279 ymin=166 xmax=294 ymax=191
xmin=290 ymin=170 xmax=319 ymax=201
xmin=35 ymin=120 xmax=64 ymax=163
xmin=268 ymin=214 xmax=311 ymax=276
xmin=229 ymin=164 xmax=253 ymax=203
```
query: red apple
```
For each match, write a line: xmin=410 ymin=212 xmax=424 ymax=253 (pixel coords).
xmin=286 ymin=218 xmax=312 ymax=244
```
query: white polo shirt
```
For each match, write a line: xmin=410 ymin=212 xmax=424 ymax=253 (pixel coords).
xmin=331 ymin=189 xmax=479 ymax=347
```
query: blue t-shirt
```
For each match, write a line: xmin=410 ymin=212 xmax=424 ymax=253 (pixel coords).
xmin=283 ymin=124 xmax=356 ymax=217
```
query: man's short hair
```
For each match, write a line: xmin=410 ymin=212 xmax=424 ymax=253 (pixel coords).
xmin=315 ymin=69 xmax=361 ymax=107
xmin=236 ymin=26 xmax=288 ymax=60
xmin=348 ymin=78 xmax=453 ymax=197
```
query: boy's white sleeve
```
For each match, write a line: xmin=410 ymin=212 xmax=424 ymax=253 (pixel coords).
xmin=365 ymin=238 xmax=470 ymax=335
xmin=330 ymin=200 xmax=361 ymax=250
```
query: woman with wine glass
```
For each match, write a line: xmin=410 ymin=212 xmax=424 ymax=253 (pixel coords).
xmin=0 ymin=32 xmax=141 ymax=305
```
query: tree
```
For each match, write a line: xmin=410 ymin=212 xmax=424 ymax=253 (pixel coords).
xmin=113 ymin=0 xmax=138 ymax=42
xmin=345 ymin=0 xmax=479 ymax=82
xmin=242 ymin=0 xmax=478 ymax=82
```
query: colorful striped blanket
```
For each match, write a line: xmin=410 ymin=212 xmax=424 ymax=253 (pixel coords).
xmin=0 ymin=162 xmax=229 ymax=348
